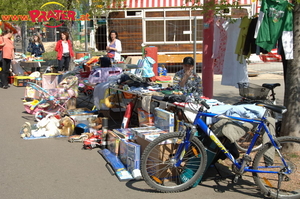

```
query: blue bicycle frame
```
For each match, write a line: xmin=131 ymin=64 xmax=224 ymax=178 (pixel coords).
xmin=175 ymin=109 xmax=291 ymax=175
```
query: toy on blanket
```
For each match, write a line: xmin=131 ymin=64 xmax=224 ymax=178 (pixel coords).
xmin=20 ymin=115 xmax=60 ymax=138
xmin=58 ymin=116 xmax=75 ymax=136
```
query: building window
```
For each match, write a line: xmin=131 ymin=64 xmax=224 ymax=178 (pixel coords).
xmin=144 ymin=9 xmax=203 ymax=44
xmin=126 ymin=10 xmax=142 ymax=18
xmin=145 ymin=21 xmax=164 ymax=42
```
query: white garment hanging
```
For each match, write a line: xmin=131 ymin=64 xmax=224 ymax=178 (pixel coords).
xmin=221 ymin=19 xmax=249 ymax=87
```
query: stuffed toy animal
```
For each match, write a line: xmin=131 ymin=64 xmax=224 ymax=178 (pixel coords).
xmin=20 ymin=122 xmax=32 ymax=138
xmin=59 ymin=116 xmax=75 ymax=136
xmin=31 ymin=115 xmax=60 ymax=137
xmin=89 ymin=113 xmax=105 ymax=130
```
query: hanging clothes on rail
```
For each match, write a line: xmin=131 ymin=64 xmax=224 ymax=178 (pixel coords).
xmin=221 ymin=19 xmax=248 ymax=87
xmin=235 ymin=17 xmax=251 ymax=64
xmin=212 ymin=17 xmax=228 ymax=74
xmin=242 ymin=17 xmax=268 ymax=58
xmin=254 ymin=0 xmax=293 ymax=59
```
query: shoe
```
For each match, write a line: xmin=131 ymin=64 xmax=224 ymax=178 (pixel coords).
xmin=3 ymin=86 xmax=8 ymax=89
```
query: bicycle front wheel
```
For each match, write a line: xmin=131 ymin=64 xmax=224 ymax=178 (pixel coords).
xmin=140 ymin=132 xmax=207 ymax=193
xmin=252 ymin=136 xmax=300 ymax=199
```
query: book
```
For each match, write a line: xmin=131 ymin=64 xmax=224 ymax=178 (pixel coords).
xmin=113 ymin=128 xmax=134 ymax=140
xmin=137 ymin=107 xmax=154 ymax=127
xmin=127 ymin=142 xmax=141 ymax=174
xmin=154 ymin=107 xmax=175 ymax=133
xmin=118 ymin=139 xmax=128 ymax=167
xmin=134 ymin=128 xmax=168 ymax=139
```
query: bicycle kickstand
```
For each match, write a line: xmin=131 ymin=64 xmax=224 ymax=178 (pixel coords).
xmin=276 ymin=172 xmax=284 ymax=199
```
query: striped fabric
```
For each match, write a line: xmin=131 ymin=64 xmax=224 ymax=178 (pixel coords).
xmin=118 ymin=0 xmax=252 ymax=8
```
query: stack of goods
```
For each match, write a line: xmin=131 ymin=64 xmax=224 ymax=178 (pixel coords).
xmin=99 ymin=107 xmax=176 ymax=181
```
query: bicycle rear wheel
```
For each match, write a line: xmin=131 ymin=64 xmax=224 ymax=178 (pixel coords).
xmin=140 ymin=132 xmax=207 ymax=193
xmin=252 ymin=136 xmax=300 ymax=199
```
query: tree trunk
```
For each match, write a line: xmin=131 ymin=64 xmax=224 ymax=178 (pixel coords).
xmin=281 ymin=3 xmax=300 ymax=150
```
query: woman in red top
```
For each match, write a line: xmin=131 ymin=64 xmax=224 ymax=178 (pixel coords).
xmin=55 ymin=31 xmax=74 ymax=71
xmin=0 ymin=30 xmax=14 ymax=89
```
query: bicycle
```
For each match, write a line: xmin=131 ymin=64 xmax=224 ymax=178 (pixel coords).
xmin=234 ymin=82 xmax=281 ymax=152
xmin=140 ymin=99 xmax=300 ymax=198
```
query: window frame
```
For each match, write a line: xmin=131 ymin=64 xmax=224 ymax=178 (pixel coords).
xmin=142 ymin=8 xmax=203 ymax=45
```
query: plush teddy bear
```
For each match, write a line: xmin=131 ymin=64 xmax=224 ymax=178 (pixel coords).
xmin=58 ymin=116 xmax=75 ymax=136
xmin=31 ymin=115 xmax=60 ymax=137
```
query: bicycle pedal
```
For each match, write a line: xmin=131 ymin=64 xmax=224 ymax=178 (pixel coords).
xmin=233 ymin=175 xmax=240 ymax=183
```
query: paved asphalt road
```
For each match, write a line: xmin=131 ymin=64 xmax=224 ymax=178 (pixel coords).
xmin=0 ymin=67 xmax=284 ymax=199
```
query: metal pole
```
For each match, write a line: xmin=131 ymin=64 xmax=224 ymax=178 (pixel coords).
xmin=193 ymin=17 xmax=197 ymax=74
xmin=22 ymin=21 xmax=27 ymax=54
xmin=85 ymin=20 xmax=88 ymax=52
xmin=202 ymin=0 xmax=215 ymax=99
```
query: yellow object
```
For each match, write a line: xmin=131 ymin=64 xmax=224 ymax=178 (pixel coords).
xmin=13 ymin=76 xmax=35 ymax=87
xmin=30 ymin=100 xmax=40 ymax=105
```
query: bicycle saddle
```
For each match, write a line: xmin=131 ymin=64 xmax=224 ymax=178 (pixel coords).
xmin=262 ymin=83 xmax=280 ymax=90
xmin=255 ymin=103 xmax=287 ymax=114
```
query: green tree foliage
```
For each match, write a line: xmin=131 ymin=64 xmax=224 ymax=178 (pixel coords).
xmin=184 ymin=0 xmax=242 ymax=18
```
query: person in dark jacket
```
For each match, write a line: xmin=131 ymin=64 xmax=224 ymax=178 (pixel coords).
xmin=27 ymin=34 xmax=45 ymax=57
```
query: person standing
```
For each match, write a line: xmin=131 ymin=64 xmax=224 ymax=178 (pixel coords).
xmin=0 ymin=33 xmax=6 ymax=87
xmin=27 ymin=34 xmax=45 ymax=72
xmin=55 ymin=31 xmax=74 ymax=71
xmin=27 ymin=34 xmax=45 ymax=57
xmin=173 ymin=57 xmax=202 ymax=96
xmin=0 ymin=30 xmax=14 ymax=89
xmin=106 ymin=30 xmax=122 ymax=63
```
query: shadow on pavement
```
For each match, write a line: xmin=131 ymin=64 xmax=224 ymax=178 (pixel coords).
xmin=124 ymin=162 xmax=268 ymax=198
xmin=200 ymin=163 xmax=268 ymax=198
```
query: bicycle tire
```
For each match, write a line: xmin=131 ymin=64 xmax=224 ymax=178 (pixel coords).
xmin=252 ymin=136 xmax=300 ymax=199
xmin=140 ymin=132 xmax=207 ymax=193
xmin=234 ymin=132 xmax=263 ymax=152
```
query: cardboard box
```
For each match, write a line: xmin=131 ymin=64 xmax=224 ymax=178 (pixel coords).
xmin=130 ymin=126 xmax=157 ymax=138
xmin=154 ymin=107 xmax=175 ymax=133
xmin=13 ymin=76 xmax=35 ymax=87
xmin=135 ymin=136 xmax=178 ymax=181
xmin=124 ymin=56 xmax=143 ymax=64
xmin=137 ymin=108 xmax=154 ymax=127
xmin=106 ymin=130 xmax=123 ymax=155
xmin=118 ymin=139 xmax=128 ymax=167
xmin=70 ymin=114 xmax=98 ymax=126
xmin=127 ymin=142 xmax=141 ymax=174
xmin=113 ymin=128 xmax=135 ymax=140
xmin=133 ymin=128 xmax=168 ymax=139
